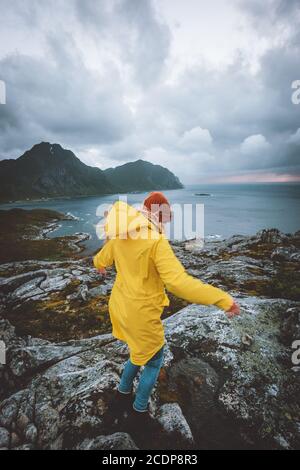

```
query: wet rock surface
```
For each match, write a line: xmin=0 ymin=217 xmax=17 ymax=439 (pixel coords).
xmin=0 ymin=227 xmax=300 ymax=449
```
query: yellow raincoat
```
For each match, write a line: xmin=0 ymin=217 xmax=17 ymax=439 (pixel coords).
xmin=93 ymin=201 xmax=233 ymax=366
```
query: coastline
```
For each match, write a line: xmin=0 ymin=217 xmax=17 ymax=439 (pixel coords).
xmin=0 ymin=185 xmax=184 ymax=206
xmin=0 ymin=208 xmax=91 ymax=263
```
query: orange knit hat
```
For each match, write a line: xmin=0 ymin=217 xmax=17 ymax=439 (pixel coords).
xmin=143 ymin=192 xmax=171 ymax=222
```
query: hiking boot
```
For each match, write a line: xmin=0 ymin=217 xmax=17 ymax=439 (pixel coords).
xmin=108 ymin=390 xmax=133 ymax=426
xmin=124 ymin=405 xmax=161 ymax=439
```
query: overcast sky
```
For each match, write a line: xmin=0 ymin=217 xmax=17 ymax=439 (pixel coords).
xmin=0 ymin=0 xmax=299 ymax=183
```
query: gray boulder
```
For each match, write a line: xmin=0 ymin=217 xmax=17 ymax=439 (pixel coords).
xmin=156 ymin=403 xmax=194 ymax=448
xmin=77 ymin=432 xmax=138 ymax=450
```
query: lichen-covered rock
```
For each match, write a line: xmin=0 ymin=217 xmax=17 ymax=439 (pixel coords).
xmin=0 ymin=228 xmax=299 ymax=450
xmin=156 ymin=403 xmax=194 ymax=448
xmin=163 ymin=298 xmax=300 ymax=449
xmin=271 ymin=246 xmax=300 ymax=262
xmin=280 ymin=306 xmax=300 ymax=346
xmin=0 ymin=296 xmax=299 ymax=450
xmin=24 ymin=424 xmax=38 ymax=444
xmin=0 ymin=258 xmax=115 ymax=342
xmin=77 ymin=432 xmax=138 ymax=450
xmin=257 ymin=228 xmax=288 ymax=245
xmin=0 ymin=427 xmax=10 ymax=448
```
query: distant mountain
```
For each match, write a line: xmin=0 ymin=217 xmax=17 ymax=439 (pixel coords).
xmin=0 ymin=143 xmax=113 ymax=202
xmin=0 ymin=143 xmax=183 ymax=202
xmin=104 ymin=159 xmax=183 ymax=192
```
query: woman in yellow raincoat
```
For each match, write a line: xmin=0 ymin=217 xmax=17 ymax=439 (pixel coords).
xmin=93 ymin=192 xmax=240 ymax=414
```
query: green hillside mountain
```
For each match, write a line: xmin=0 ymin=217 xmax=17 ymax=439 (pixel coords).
xmin=0 ymin=143 xmax=183 ymax=202
xmin=104 ymin=159 xmax=183 ymax=192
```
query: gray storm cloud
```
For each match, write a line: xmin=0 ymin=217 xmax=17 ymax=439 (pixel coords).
xmin=0 ymin=0 xmax=299 ymax=182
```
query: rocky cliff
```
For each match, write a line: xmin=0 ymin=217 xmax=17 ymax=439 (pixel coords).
xmin=0 ymin=222 xmax=299 ymax=450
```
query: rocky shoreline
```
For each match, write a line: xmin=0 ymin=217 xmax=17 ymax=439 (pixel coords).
xmin=0 ymin=209 xmax=299 ymax=449
xmin=0 ymin=208 xmax=91 ymax=264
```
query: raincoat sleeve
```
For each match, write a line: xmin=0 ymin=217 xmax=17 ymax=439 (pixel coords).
xmin=153 ymin=237 xmax=233 ymax=311
xmin=93 ymin=239 xmax=114 ymax=269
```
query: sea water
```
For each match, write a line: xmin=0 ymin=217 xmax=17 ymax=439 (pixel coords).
xmin=1 ymin=183 xmax=299 ymax=254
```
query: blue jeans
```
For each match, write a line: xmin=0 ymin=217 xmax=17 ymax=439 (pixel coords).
xmin=118 ymin=346 xmax=164 ymax=412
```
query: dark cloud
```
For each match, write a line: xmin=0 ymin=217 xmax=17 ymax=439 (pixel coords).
xmin=0 ymin=0 xmax=299 ymax=181
xmin=0 ymin=45 xmax=132 ymax=155
xmin=74 ymin=0 xmax=171 ymax=87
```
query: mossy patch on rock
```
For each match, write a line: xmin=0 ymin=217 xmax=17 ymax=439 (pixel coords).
xmin=1 ymin=293 xmax=112 ymax=342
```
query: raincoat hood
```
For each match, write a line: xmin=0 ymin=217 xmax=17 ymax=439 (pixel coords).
xmin=104 ymin=201 xmax=160 ymax=239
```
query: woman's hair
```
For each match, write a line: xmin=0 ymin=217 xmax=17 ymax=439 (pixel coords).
xmin=143 ymin=192 xmax=171 ymax=223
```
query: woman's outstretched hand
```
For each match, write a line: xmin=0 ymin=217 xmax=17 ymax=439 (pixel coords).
xmin=98 ymin=267 xmax=107 ymax=277
xmin=226 ymin=301 xmax=240 ymax=319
